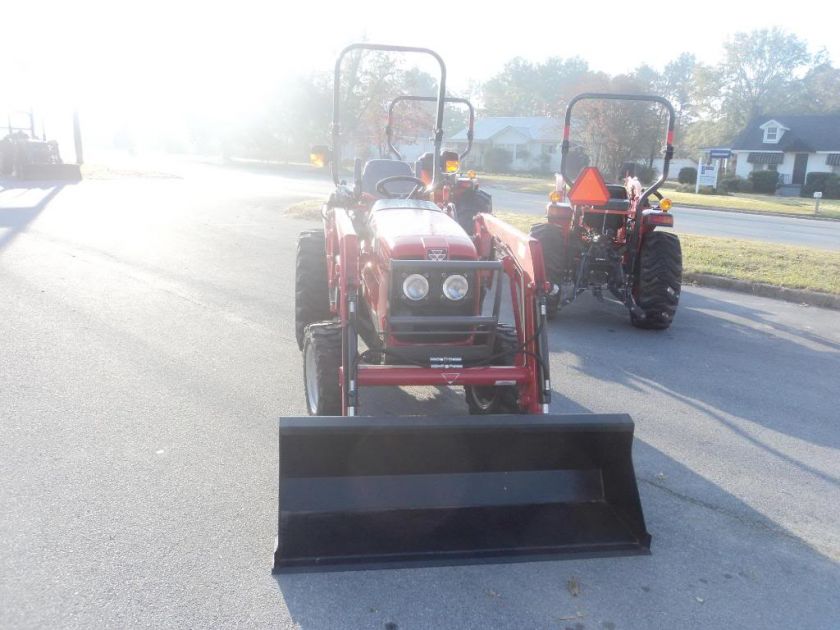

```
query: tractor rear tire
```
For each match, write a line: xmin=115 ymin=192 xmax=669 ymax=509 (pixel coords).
xmin=529 ymin=222 xmax=564 ymax=318
xmin=465 ymin=324 xmax=520 ymax=414
xmin=632 ymin=231 xmax=682 ymax=330
xmin=295 ymin=230 xmax=331 ymax=349
xmin=302 ymin=322 xmax=342 ymax=415
xmin=454 ymin=189 xmax=492 ymax=235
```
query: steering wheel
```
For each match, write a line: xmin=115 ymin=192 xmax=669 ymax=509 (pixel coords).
xmin=376 ymin=175 xmax=427 ymax=199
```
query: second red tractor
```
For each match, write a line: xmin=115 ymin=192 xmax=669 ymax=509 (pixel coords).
xmin=531 ymin=93 xmax=683 ymax=329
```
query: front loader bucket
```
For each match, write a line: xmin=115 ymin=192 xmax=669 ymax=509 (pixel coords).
xmin=273 ymin=414 xmax=650 ymax=573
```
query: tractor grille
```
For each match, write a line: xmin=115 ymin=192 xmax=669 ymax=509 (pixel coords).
xmin=388 ymin=259 xmax=502 ymax=344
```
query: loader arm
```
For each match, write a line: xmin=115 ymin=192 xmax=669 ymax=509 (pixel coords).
xmin=474 ymin=213 xmax=551 ymax=413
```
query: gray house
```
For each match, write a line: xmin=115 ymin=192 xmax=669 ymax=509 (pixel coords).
xmin=731 ymin=114 xmax=840 ymax=192
xmin=451 ymin=117 xmax=563 ymax=172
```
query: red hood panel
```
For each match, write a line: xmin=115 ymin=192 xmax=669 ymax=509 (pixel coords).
xmin=371 ymin=208 xmax=476 ymax=260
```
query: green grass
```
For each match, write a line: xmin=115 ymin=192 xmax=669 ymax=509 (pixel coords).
xmin=496 ymin=212 xmax=840 ymax=295
xmin=480 ymin=173 xmax=555 ymax=195
xmin=666 ymin=190 xmax=840 ymax=218
xmin=480 ymin=172 xmax=840 ymax=219
xmin=284 ymin=199 xmax=323 ymax=220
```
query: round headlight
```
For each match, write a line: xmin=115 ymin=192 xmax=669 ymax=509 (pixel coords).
xmin=402 ymin=274 xmax=429 ymax=301
xmin=442 ymin=274 xmax=469 ymax=301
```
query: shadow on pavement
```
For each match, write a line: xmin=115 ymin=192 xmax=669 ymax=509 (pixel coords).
xmin=548 ymin=290 xmax=840 ymax=454
xmin=0 ymin=179 xmax=67 ymax=251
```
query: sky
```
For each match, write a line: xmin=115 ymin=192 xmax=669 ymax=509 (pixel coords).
xmin=3 ymin=0 xmax=838 ymax=148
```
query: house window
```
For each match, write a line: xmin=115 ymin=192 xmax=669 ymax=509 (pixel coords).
xmin=767 ymin=164 xmax=778 ymax=172
xmin=764 ymin=127 xmax=778 ymax=142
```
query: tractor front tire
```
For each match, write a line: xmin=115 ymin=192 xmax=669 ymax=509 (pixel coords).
xmin=302 ymin=322 xmax=342 ymax=415
xmin=465 ymin=324 xmax=520 ymax=414
xmin=295 ymin=230 xmax=331 ymax=349
xmin=632 ymin=231 xmax=682 ymax=330
xmin=529 ymin=222 xmax=565 ymax=319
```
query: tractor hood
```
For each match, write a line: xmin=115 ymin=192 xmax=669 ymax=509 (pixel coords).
xmin=369 ymin=200 xmax=476 ymax=260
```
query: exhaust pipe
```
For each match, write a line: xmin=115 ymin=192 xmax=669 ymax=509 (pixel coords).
xmin=273 ymin=414 xmax=650 ymax=573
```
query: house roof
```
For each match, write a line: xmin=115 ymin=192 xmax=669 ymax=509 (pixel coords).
xmin=451 ymin=116 xmax=563 ymax=143
xmin=731 ymin=114 xmax=840 ymax=152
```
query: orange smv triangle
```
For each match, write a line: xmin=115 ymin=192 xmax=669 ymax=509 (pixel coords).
xmin=568 ymin=167 xmax=611 ymax=207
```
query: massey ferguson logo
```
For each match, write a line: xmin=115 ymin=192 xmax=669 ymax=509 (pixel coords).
xmin=426 ymin=248 xmax=448 ymax=261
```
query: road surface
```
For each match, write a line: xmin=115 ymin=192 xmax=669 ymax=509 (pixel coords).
xmin=486 ymin=186 xmax=840 ymax=250
xmin=2 ymin=165 xmax=838 ymax=629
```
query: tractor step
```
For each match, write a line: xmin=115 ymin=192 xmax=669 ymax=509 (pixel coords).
xmin=273 ymin=414 xmax=650 ymax=573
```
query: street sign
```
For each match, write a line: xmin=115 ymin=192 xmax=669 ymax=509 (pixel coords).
xmin=709 ymin=149 xmax=731 ymax=159
xmin=695 ymin=162 xmax=719 ymax=192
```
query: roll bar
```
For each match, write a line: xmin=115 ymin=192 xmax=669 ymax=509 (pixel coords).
xmin=559 ymin=93 xmax=675 ymax=211
xmin=385 ymin=95 xmax=474 ymax=161
xmin=331 ymin=44 xmax=447 ymax=190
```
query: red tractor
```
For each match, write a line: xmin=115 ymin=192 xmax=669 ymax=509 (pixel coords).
xmin=296 ymin=46 xmax=551 ymax=416
xmin=530 ymin=94 xmax=682 ymax=329
xmin=275 ymin=45 xmax=649 ymax=573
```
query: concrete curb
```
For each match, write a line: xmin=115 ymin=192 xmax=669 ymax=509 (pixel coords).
xmin=675 ymin=202 xmax=840 ymax=222
xmin=684 ymin=273 xmax=840 ymax=310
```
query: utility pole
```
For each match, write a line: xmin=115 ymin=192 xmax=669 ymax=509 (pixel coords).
xmin=73 ymin=109 xmax=83 ymax=165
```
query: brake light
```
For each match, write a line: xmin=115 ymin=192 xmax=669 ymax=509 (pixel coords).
xmin=644 ymin=213 xmax=674 ymax=227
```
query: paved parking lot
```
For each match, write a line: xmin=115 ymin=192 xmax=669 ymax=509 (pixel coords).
xmin=1 ymin=167 xmax=838 ymax=628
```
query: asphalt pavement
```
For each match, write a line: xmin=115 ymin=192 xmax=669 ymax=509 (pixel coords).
xmin=486 ymin=186 xmax=840 ymax=250
xmin=1 ymin=165 xmax=838 ymax=629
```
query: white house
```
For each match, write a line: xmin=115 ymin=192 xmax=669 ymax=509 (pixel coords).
xmin=730 ymin=114 xmax=840 ymax=191
xmin=651 ymin=157 xmax=698 ymax=180
xmin=450 ymin=117 xmax=564 ymax=173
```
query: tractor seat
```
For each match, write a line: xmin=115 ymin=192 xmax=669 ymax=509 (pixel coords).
xmin=591 ymin=184 xmax=631 ymax=212
xmin=361 ymin=159 xmax=415 ymax=196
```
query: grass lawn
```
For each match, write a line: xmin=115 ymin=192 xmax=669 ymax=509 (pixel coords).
xmin=480 ymin=172 xmax=840 ymax=219
xmin=496 ymin=212 xmax=840 ymax=295
xmin=666 ymin=190 xmax=840 ymax=218
xmin=285 ymin=199 xmax=323 ymax=220
xmin=284 ymin=199 xmax=840 ymax=295
xmin=480 ymin=173 xmax=555 ymax=195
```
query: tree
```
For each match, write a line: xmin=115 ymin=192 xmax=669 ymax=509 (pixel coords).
xmin=792 ymin=63 xmax=840 ymax=113
xmin=574 ymin=72 xmax=664 ymax=179
xmin=482 ymin=56 xmax=594 ymax=117
xmin=659 ymin=53 xmax=698 ymax=157
xmin=718 ymin=28 xmax=812 ymax=130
